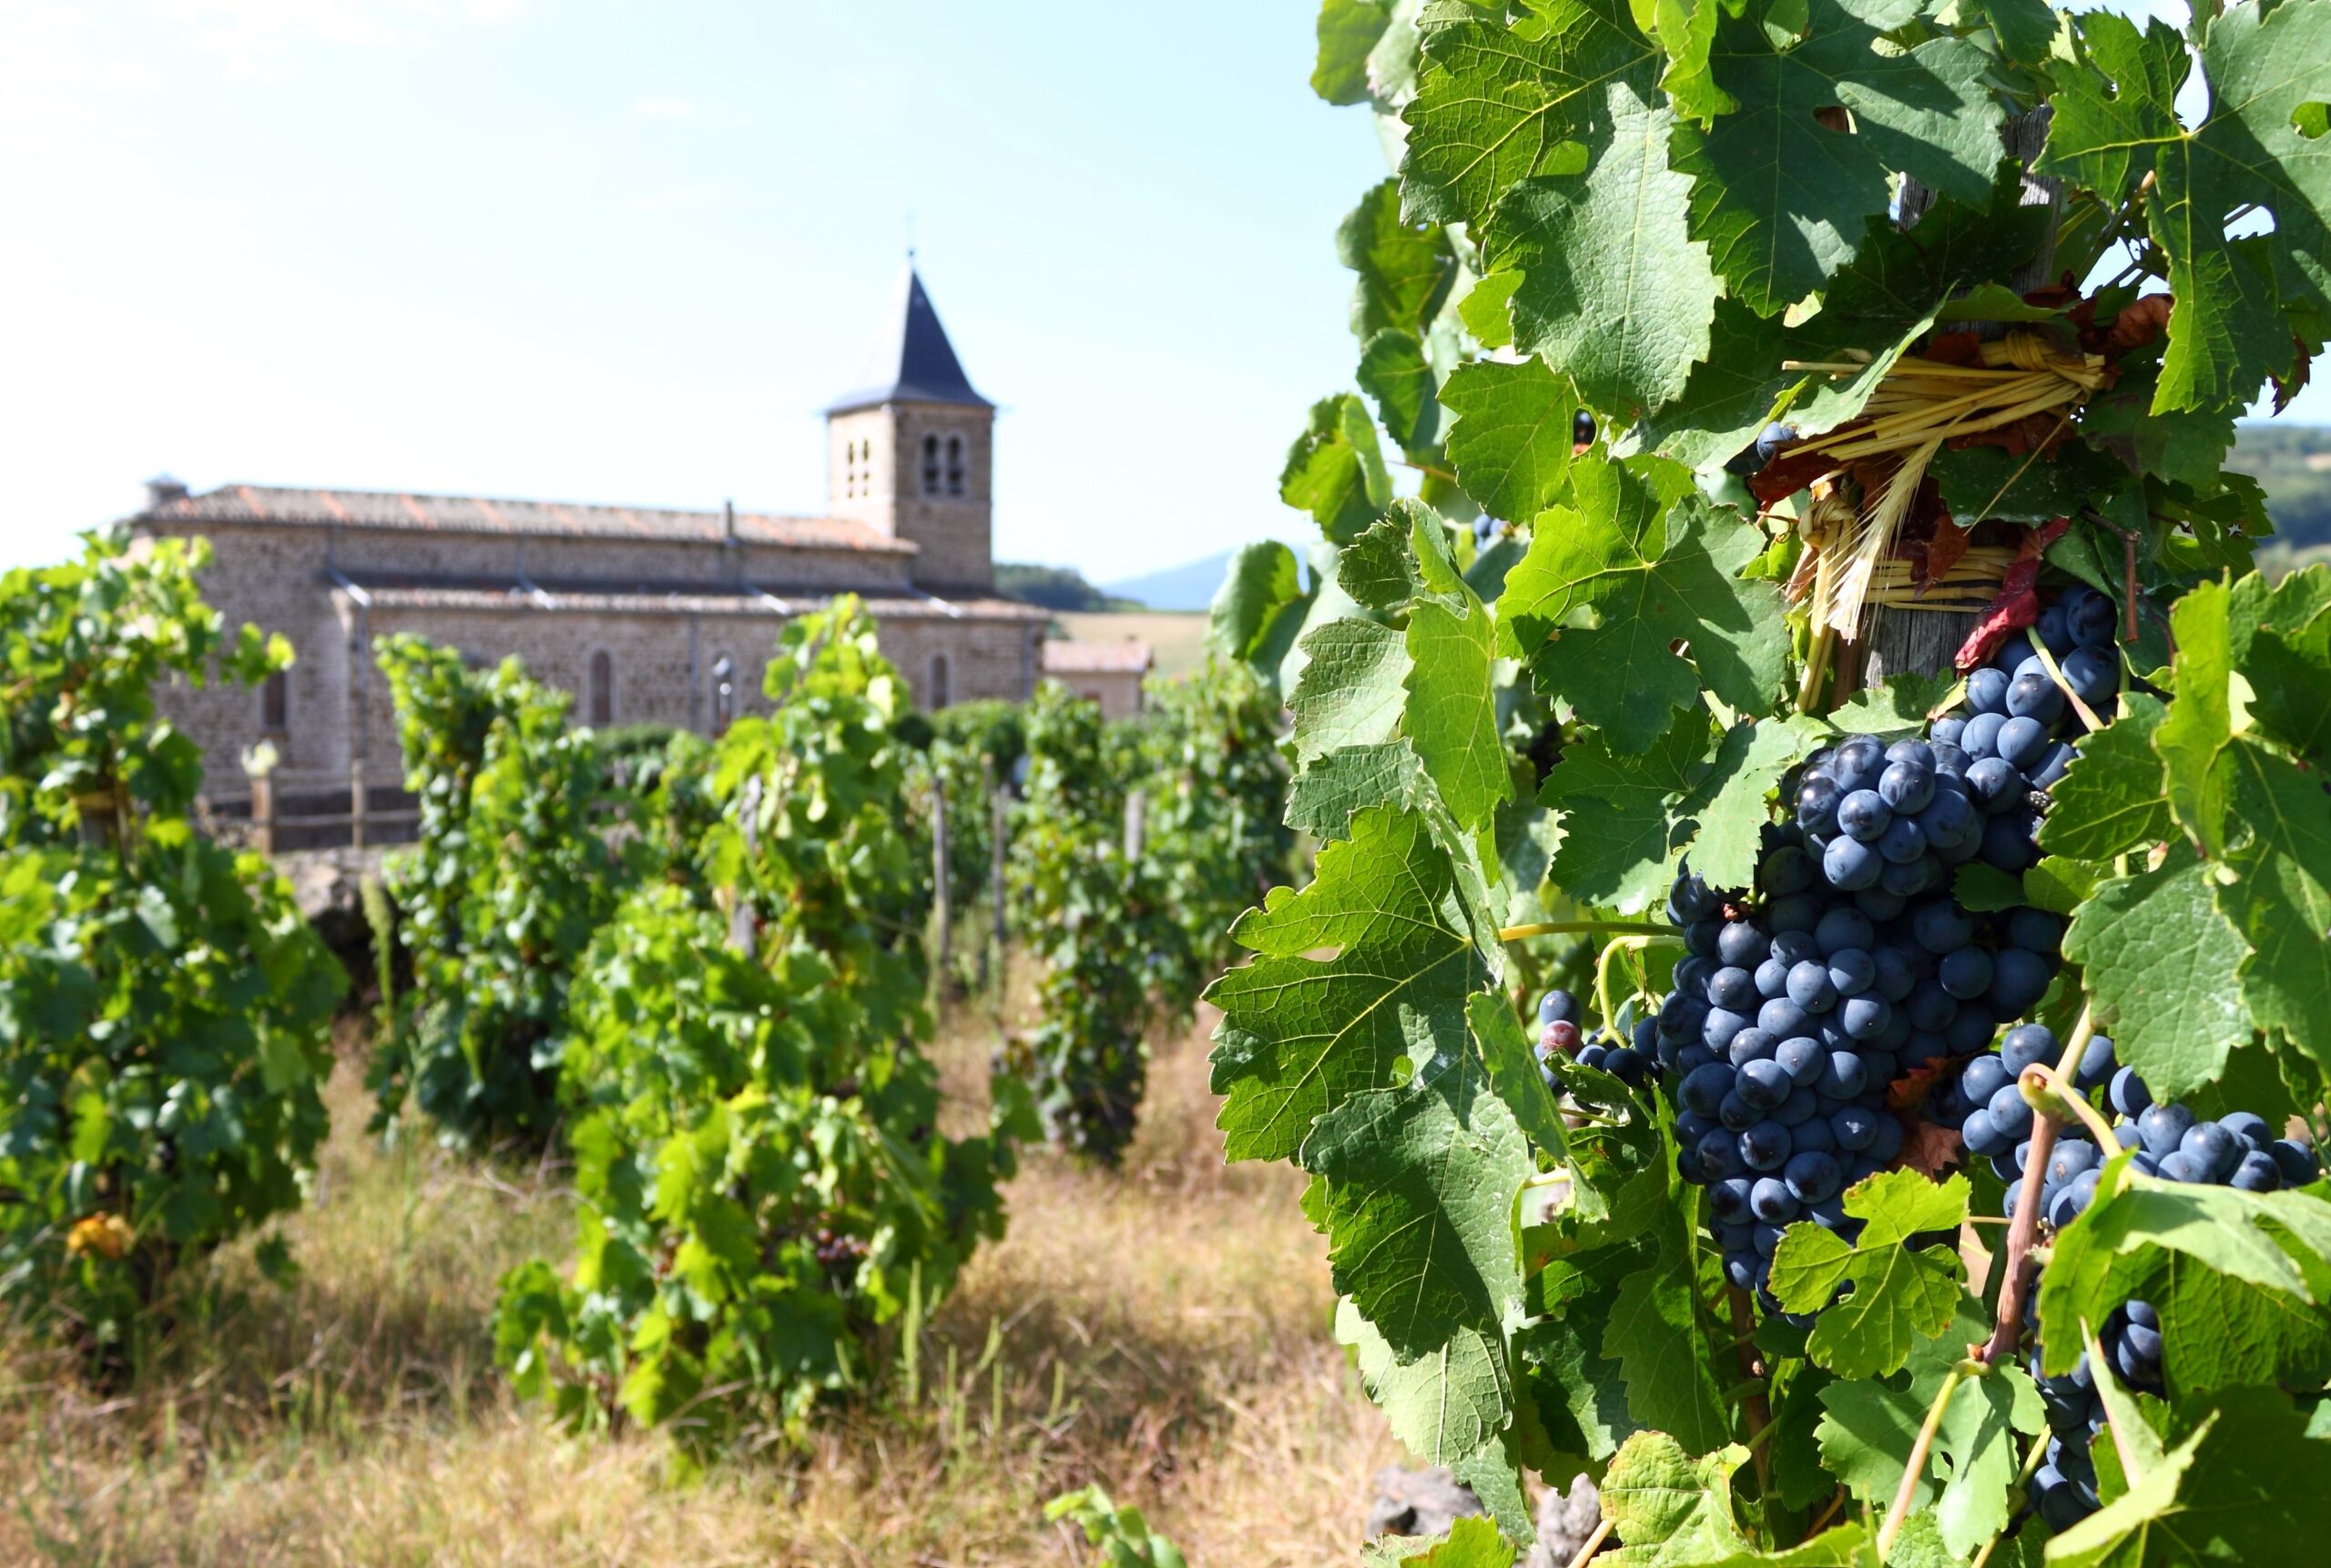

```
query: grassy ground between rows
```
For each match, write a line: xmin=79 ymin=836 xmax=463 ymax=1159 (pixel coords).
xmin=1 ymin=999 xmax=1395 ymax=1566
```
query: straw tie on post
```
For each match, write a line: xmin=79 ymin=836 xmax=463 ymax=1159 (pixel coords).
xmin=1776 ymin=331 xmax=2107 ymax=636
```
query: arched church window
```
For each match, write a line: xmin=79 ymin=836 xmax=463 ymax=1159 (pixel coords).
xmin=588 ymin=649 xmax=615 ymax=726
xmin=921 ymin=433 xmax=942 ymax=496
xmin=929 ymin=653 xmax=951 ymax=708
xmin=261 ymin=669 xmax=289 ymax=735
xmin=945 ymin=434 xmax=966 ymax=496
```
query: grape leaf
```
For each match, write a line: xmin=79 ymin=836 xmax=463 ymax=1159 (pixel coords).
xmin=1305 ymin=1057 xmax=1531 ymax=1360
xmin=2036 ymin=1156 xmax=2331 ymax=1396
xmin=1650 ymin=0 xmax=1733 ymax=126
xmin=2242 ymin=565 xmax=2331 ymax=761
xmin=1284 ymin=393 xmax=1392 ymax=542
xmin=1365 ymin=1516 xmax=1516 ymax=1568
xmin=1209 ymin=540 xmax=1314 ymax=682
xmin=1817 ymin=671 xmax=1959 ymax=738
xmin=1670 ymin=0 xmax=2007 ymax=316
xmin=1767 ymin=1170 xmax=1970 ymax=1379
xmin=2218 ymin=737 xmax=2331 ymax=1068
xmin=1342 ymin=178 xmax=1459 ymax=341
xmin=1441 ymin=357 xmax=1577 ymax=524
xmin=1930 ymin=438 xmax=2124 ymax=526
xmin=1359 ymin=329 xmax=1444 ymax=457
xmin=2048 ymin=1385 xmax=2331 ymax=1565
xmin=2062 ymin=847 xmax=2253 ymax=1100
xmin=1536 ymin=711 xmax=1714 ymax=912
xmin=1316 ymin=0 xmax=1395 ymax=105
xmin=1960 ymin=0 xmax=2059 ymax=66
xmin=1405 ymin=511 xmax=1515 ymax=832
xmin=1483 ymin=82 xmax=1718 ymax=418
xmin=1815 ymin=1301 xmax=2044 ymax=1555
xmin=1399 ymin=0 xmax=1657 ymax=228
xmin=2154 ymin=577 xmax=2237 ymax=857
xmin=1285 ymin=740 xmax=1431 ymax=842
xmin=2036 ymin=694 xmax=2172 ymax=862
xmin=1596 ymin=1430 xmax=1753 ymax=1567
xmin=1500 ymin=456 xmax=1789 ymax=754
xmin=1469 ymin=992 xmax=1572 ymax=1163
xmin=1206 ymin=805 xmax=1493 ymax=1162
xmin=2041 ymin=6 xmax=2331 ymax=413
xmin=1605 ymin=1257 xmax=1731 ymax=1455
xmin=1291 ymin=617 xmax=1413 ymax=765
xmin=1338 ymin=1299 xmax=1514 ymax=1474
xmin=1687 ymin=717 xmax=1823 ymax=893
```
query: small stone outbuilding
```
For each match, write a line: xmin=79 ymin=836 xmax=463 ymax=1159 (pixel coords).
xmin=1040 ymin=638 xmax=1155 ymax=720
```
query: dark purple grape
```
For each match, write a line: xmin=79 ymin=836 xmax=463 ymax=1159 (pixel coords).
xmin=1824 ymin=836 xmax=1883 ymax=891
xmin=1838 ymin=789 xmax=1892 ymax=842
xmin=1997 ymin=716 xmax=2051 ymax=770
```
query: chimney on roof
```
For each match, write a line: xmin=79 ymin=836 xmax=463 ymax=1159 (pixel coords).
xmin=145 ymin=474 xmax=188 ymax=512
xmin=723 ymin=498 xmax=737 ymax=542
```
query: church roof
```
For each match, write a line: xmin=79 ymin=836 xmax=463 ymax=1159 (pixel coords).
xmin=133 ymin=483 xmax=913 ymax=553
xmin=1042 ymin=639 xmax=1155 ymax=676
xmin=824 ymin=263 xmax=992 ymax=414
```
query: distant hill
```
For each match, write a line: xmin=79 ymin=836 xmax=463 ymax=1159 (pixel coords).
xmin=992 ymin=562 xmax=1139 ymax=613
xmin=2228 ymin=423 xmax=2331 ymax=551
xmin=1101 ymin=550 xmax=1237 ymax=613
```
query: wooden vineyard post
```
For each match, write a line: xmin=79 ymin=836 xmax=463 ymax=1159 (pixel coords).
xmin=1123 ymin=788 xmax=1146 ymax=862
xmin=930 ymin=779 xmax=952 ymax=977
xmin=986 ymin=755 xmax=1006 ymax=993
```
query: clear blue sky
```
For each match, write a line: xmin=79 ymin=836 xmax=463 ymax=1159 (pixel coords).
xmin=1 ymin=2 xmax=2319 ymax=583
xmin=0 ymin=1 xmax=1385 ymax=582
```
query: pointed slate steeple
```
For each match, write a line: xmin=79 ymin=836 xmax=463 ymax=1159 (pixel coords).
xmin=825 ymin=262 xmax=992 ymax=414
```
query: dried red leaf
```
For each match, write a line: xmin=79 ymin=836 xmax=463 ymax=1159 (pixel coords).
xmin=1898 ymin=1116 xmax=1966 ymax=1178
xmin=1750 ymin=446 xmax=1838 ymax=505
xmin=2105 ymin=294 xmax=2173 ymax=356
xmin=1924 ymin=331 xmax=1984 ymax=366
xmin=2274 ymin=335 xmax=2313 ymax=414
xmin=1956 ymin=517 xmax=2071 ymax=670
xmin=1913 ymin=521 xmax=1975 ymax=593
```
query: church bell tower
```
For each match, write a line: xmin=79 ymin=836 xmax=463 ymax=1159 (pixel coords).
xmin=826 ymin=263 xmax=995 ymax=594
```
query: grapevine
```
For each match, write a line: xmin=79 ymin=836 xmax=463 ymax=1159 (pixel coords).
xmin=1207 ymin=4 xmax=2331 ymax=1562
xmin=0 ymin=532 xmax=343 ymax=1369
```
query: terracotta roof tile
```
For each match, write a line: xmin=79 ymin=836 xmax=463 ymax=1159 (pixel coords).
xmin=135 ymin=484 xmax=912 ymax=554
xmin=1041 ymin=639 xmax=1155 ymax=675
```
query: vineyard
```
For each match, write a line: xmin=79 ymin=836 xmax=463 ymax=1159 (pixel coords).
xmin=8 ymin=0 xmax=2331 ymax=1563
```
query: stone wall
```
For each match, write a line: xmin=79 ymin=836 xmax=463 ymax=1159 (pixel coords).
xmin=827 ymin=399 xmax=994 ymax=593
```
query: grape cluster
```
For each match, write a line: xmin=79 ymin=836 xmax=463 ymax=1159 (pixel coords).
xmin=1534 ymin=986 xmax=1656 ymax=1090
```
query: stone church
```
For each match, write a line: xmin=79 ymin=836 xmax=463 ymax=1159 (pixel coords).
xmin=129 ymin=265 xmax=1052 ymax=810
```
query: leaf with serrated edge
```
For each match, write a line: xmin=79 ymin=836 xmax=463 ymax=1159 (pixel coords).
xmin=1768 ymin=1170 xmax=1969 ymax=1378
xmin=1501 ymin=456 xmax=1788 ymax=754
xmin=2036 ymin=1156 xmax=2331 ymax=1396
xmin=1485 ymin=82 xmax=1717 ymax=419
xmin=1287 ymin=740 xmax=1432 ymax=843
xmin=2049 ymin=1386 xmax=2331 ymax=1565
xmin=1404 ymin=563 xmax=1512 ymax=833
xmin=1442 ymin=357 xmax=1577 ymax=525
xmin=1206 ymin=806 xmax=1491 ymax=1163
xmin=2063 ymin=847 xmax=2252 ymax=1100
xmin=2219 ymin=736 xmax=2331 ymax=1068
xmin=1304 ymin=1061 xmax=1530 ymax=1361
xmin=1537 ymin=711 xmax=1715 ymax=912
xmin=2037 ymin=694 xmax=2171 ymax=862
xmin=1337 ymin=1298 xmax=1512 ymax=1470
xmin=1672 ymin=0 xmax=2005 ymax=316
xmin=1689 ymin=718 xmax=1822 ymax=892
xmin=1291 ymin=618 xmax=1413 ymax=766
xmin=1468 ymin=992 xmax=1571 ymax=1164
xmin=1597 ymin=1430 xmax=1752 ymax=1567
xmin=2154 ymin=577 xmax=2235 ymax=857
xmin=1605 ymin=1260 xmax=1731 ymax=1455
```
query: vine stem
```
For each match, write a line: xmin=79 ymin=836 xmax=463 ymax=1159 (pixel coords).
xmin=2021 ymin=1062 xmax=2120 ymax=1148
xmin=1878 ymin=1359 xmax=1984 ymax=1560
xmin=1562 ymin=1518 xmax=1614 ymax=1568
xmin=1980 ymin=1003 xmax=2097 ymax=1367
xmin=1723 ymin=1286 xmax=1774 ymax=1493
xmin=1498 ymin=921 xmax=1677 ymax=942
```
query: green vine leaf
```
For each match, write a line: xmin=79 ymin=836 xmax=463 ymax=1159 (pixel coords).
xmin=1305 ymin=1057 xmax=1531 ymax=1361
xmin=2041 ymin=5 xmax=2331 ymax=412
xmin=2049 ymin=1386 xmax=2331 ymax=1565
xmin=2035 ymin=1156 xmax=2331 ymax=1397
xmin=1536 ymin=710 xmax=1715 ymax=913
xmin=1283 ymin=393 xmax=1393 ymax=541
xmin=1291 ymin=617 xmax=1414 ymax=765
xmin=1483 ymin=82 xmax=1717 ymax=418
xmin=1400 ymin=0 xmax=1656 ymax=229
xmin=2063 ymin=846 xmax=2254 ymax=1101
xmin=1499 ymin=456 xmax=1788 ymax=754
xmin=1206 ymin=805 xmax=1492 ymax=1163
xmin=1670 ymin=0 xmax=2006 ymax=316
xmin=2035 ymin=694 xmax=2173 ymax=863
xmin=1767 ymin=1170 xmax=1970 ymax=1379
xmin=1342 ymin=178 xmax=1459 ymax=341
xmin=1441 ymin=356 xmax=1578 ymax=525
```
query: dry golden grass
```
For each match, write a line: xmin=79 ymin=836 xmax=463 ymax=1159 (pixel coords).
xmin=0 ymin=1003 xmax=1395 ymax=1566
